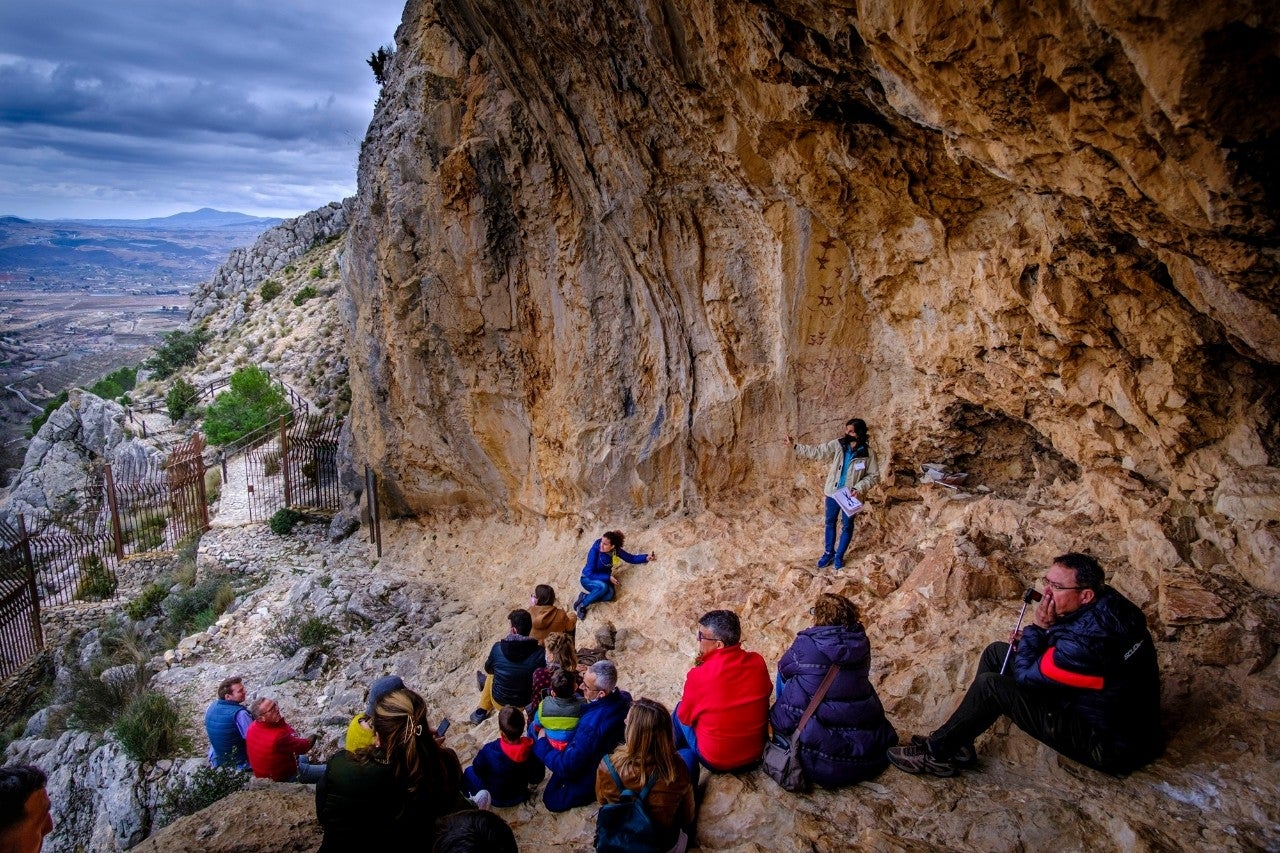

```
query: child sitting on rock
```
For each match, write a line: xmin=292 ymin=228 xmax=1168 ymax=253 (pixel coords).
xmin=532 ymin=668 xmax=587 ymax=751
xmin=462 ymin=706 xmax=545 ymax=808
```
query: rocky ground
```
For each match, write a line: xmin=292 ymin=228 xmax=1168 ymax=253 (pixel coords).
xmin=13 ymin=458 xmax=1273 ymax=851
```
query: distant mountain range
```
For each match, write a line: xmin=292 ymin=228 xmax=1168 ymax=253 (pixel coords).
xmin=2 ymin=208 xmax=284 ymax=231
xmin=0 ymin=209 xmax=287 ymax=291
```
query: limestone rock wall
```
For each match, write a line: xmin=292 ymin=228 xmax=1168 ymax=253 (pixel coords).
xmin=1 ymin=390 xmax=159 ymax=530
xmin=343 ymin=2 xmax=1279 ymax=584
xmin=191 ymin=201 xmax=351 ymax=321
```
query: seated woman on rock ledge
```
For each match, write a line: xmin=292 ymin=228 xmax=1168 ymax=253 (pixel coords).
xmin=316 ymin=687 xmax=483 ymax=850
xmin=771 ymin=593 xmax=898 ymax=788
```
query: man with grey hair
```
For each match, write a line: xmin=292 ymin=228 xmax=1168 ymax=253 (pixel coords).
xmin=532 ymin=660 xmax=631 ymax=812
xmin=245 ymin=697 xmax=325 ymax=783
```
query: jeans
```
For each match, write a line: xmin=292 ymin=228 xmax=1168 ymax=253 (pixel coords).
xmin=292 ymin=756 xmax=325 ymax=784
xmin=579 ymin=576 xmax=615 ymax=612
xmin=823 ymin=496 xmax=856 ymax=561
xmin=671 ymin=702 xmax=701 ymax=785
xmin=928 ymin=642 xmax=1128 ymax=775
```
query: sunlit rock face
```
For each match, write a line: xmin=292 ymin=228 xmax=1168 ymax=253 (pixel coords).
xmin=342 ymin=0 xmax=1277 ymax=578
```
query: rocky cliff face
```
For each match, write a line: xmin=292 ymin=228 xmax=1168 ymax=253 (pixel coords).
xmin=1 ymin=390 xmax=158 ymax=530
xmin=331 ymin=4 xmax=1279 ymax=845
xmin=344 ymin=0 xmax=1277 ymax=563
xmin=191 ymin=201 xmax=351 ymax=322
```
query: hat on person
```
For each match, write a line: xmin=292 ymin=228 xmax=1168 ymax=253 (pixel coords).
xmin=366 ymin=675 xmax=405 ymax=716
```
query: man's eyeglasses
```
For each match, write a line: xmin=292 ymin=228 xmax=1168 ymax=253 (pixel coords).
xmin=1044 ymin=578 xmax=1084 ymax=591
xmin=696 ymin=631 xmax=719 ymax=644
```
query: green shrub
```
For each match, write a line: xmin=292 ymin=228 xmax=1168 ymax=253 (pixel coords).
xmin=146 ymin=328 xmax=211 ymax=380
xmin=68 ymin=664 xmax=149 ymax=732
xmin=74 ymin=555 xmax=118 ymax=601
xmin=29 ymin=390 xmax=69 ymax=437
xmin=88 ymin=366 xmax=137 ymax=400
xmin=293 ymin=284 xmax=318 ymax=306
xmin=259 ymin=279 xmax=283 ymax=301
xmin=0 ymin=718 xmax=28 ymax=756
xmin=202 ymin=366 xmax=290 ymax=446
xmin=265 ymin=614 xmax=337 ymax=657
xmin=269 ymin=508 xmax=302 ymax=535
xmin=165 ymin=578 xmax=225 ymax=636
xmin=299 ymin=617 xmax=338 ymax=649
xmin=308 ymin=265 xmax=323 ymax=279
xmin=113 ymin=690 xmax=186 ymax=763
xmin=368 ymin=44 xmax=393 ymax=86
xmin=157 ymin=766 xmax=249 ymax=828
xmin=283 ymin=264 xmax=296 ymax=274
xmin=126 ymin=583 xmax=169 ymax=621
xmin=166 ymin=377 xmax=199 ymax=421
xmin=212 ymin=582 xmax=236 ymax=615
xmin=204 ymin=468 xmax=222 ymax=505
xmin=131 ymin=515 xmax=167 ymax=551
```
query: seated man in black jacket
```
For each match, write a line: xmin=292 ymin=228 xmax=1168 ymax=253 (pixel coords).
xmin=888 ymin=552 xmax=1163 ymax=777
xmin=470 ymin=609 xmax=547 ymax=725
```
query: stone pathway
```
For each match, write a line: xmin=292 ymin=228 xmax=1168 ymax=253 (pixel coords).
xmin=210 ymin=452 xmax=253 ymax=528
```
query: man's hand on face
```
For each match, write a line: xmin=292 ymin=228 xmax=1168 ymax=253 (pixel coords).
xmin=1033 ymin=592 xmax=1058 ymax=629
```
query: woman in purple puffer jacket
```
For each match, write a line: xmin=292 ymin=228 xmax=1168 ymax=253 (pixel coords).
xmin=770 ymin=593 xmax=898 ymax=787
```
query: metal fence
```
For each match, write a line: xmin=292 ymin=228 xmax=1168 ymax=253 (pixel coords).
xmin=245 ymin=415 xmax=343 ymax=521
xmin=0 ymin=521 xmax=43 ymax=682
xmin=103 ymin=435 xmax=210 ymax=560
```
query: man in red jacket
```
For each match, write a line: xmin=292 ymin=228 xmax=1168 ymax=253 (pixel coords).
xmin=674 ymin=610 xmax=772 ymax=782
xmin=246 ymin=697 xmax=325 ymax=783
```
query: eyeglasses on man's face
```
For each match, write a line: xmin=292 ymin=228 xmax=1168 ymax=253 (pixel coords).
xmin=696 ymin=631 xmax=720 ymax=644
xmin=1043 ymin=577 xmax=1083 ymax=592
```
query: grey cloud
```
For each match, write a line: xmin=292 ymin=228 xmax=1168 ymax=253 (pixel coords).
xmin=0 ymin=0 xmax=403 ymax=218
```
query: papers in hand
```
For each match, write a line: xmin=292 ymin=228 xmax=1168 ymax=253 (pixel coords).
xmin=832 ymin=487 xmax=863 ymax=517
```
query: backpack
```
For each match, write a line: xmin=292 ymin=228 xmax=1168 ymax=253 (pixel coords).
xmin=594 ymin=755 xmax=674 ymax=853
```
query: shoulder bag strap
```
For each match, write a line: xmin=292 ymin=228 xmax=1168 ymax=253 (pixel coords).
xmin=605 ymin=754 xmax=658 ymax=802
xmin=603 ymin=754 xmax=624 ymax=789
xmin=795 ymin=665 xmax=839 ymax=737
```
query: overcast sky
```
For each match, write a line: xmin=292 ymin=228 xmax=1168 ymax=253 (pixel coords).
xmin=0 ymin=0 xmax=405 ymax=220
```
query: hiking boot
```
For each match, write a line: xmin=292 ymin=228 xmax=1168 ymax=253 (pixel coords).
xmin=468 ymin=789 xmax=492 ymax=811
xmin=816 ymin=552 xmax=834 ymax=569
xmin=475 ymin=670 xmax=487 ymax=692
xmin=833 ymin=557 xmax=845 ymax=570
xmin=468 ymin=708 xmax=490 ymax=725
xmin=887 ymin=740 xmax=958 ymax=777
xmin=911 ymin=735 xmax=976 ymax=768
xmin=575 ymin=604 xmax=589 ymax=620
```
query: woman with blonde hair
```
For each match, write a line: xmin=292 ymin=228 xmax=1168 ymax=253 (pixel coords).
xmin=595 ymin=697 xmax=694 ymax=852
xmin=529 ymin=631 xmax=580 ymax=708
xmin=770 ymin=592 xmax=898 ymax=788
xmin=317 ymin=688 xmax=480 ymax=850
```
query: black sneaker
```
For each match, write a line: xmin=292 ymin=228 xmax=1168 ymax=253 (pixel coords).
xmin=887 ymin=740 xmax=958 ymax=777
xmin=475 ymin=670 xmax=487 ymax=692
xmin=816 ymin=552 xmax=834 ymax=568
xmin=468 ymin=708 xmax=490 ymax=725
xmin=911 ymin=735 xmax=976 ymax=768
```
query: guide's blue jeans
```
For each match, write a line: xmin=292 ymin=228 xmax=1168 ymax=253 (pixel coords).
xmin=579 ymin=576 xmax=615 ymax=611
xmin=823 ymin=496 xmax=855 ymax=560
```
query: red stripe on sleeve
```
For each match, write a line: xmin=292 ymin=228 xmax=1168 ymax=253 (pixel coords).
xmin=1039 ymin=647 xmax=1104 ymax=690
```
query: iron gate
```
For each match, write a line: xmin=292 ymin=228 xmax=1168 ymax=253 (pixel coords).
xmin=245 ymin=415 xmax=342 ymax=521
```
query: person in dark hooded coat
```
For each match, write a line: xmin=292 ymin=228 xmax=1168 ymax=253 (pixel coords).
xmin=770 ymin=593 xmax=898 ymax=787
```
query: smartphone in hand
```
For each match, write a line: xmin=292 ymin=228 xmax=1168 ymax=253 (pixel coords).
xmin=435 ymin=718 xmax=451 ymax=737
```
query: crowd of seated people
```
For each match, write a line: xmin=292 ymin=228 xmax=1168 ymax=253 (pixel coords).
xmin=199 ymin=542 xmax=1160 ymax=853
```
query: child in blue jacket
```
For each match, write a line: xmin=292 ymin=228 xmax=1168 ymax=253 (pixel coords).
xmin=462 ymin=706 xmax=545 ymax=807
